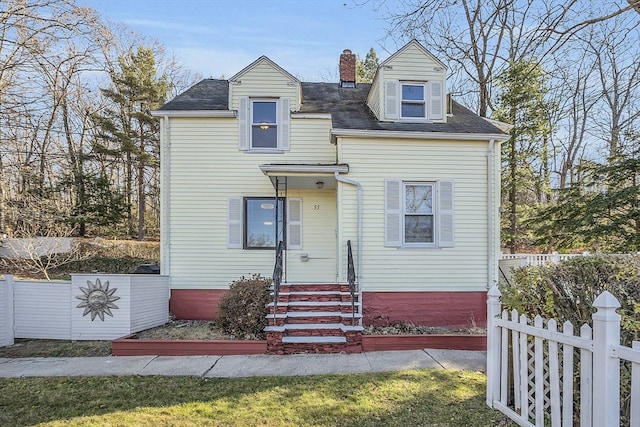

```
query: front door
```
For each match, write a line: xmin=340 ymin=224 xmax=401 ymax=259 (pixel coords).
xmin=285 ymin=189 xmax=336 ymax=283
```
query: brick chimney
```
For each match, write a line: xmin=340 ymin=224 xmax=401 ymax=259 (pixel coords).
xmin=339 ymin=49 xmax=356 ymax=87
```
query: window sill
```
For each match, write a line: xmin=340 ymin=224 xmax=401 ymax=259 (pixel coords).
xmin=243 ymin=149 xmax=285 ymax=154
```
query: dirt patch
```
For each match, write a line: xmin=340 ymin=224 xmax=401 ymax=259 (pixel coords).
xmin=134 ymin=319 xmax=235 ymax=340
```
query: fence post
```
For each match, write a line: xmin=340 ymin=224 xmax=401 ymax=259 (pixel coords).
xmin=1 ymin=275 xmax=15 ymax=347
xmin=592 ymin=290 xmax=621 ymax=427
xmin=552 ymin=251 xmax=559 ymax=264
xmin=486 ymin=285 xmax=502 ymax=407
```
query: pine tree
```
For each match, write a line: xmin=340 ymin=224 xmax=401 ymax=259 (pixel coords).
xmin=493 ymin=59 xmax=554 ymax=252
xmin=356 ymin=48 xmax=379 ymax=83
xmin=92 ymin=46 xmax=167 ymax=240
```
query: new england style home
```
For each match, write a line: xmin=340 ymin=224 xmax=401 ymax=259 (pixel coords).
xmin=152 ymin=40 xmax=508 ymax=350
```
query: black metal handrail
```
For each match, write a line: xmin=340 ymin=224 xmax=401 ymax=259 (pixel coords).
xmin=347 ymin=240 xmax=357 ymax=326
xmin=272 ymin=240 xmax=284 ymax=323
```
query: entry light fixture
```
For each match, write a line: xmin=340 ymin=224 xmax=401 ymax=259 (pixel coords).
xmin=316 ymin=181 xmax=324 ymax=189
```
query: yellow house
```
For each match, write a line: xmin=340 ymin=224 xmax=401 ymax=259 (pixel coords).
xmin=153 ymin=40 xmax=508 ymax=350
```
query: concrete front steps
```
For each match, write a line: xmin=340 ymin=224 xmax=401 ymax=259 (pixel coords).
xmin=265 ymin=283 xmax=363 ymax=354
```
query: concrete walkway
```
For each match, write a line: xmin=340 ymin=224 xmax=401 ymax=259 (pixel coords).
xmin=0 ymin=349 xmax=486 ymax=378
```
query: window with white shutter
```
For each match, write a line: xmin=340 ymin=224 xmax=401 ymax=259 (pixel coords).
xmin=227 ymin=197 xmax=243 ymax=248
xmin=228 ymin=197 xmax=300 ymax=250
xmin=384 ymin=179 xmax=402 ymax=247
xmin=287 ymin=198 xmax=302 ymax=249
xmin=383 ymin=80 xmax=446 ymax=122
xmin=384 ymin=179 xmax=455 ymax=248
xmin=238 ymin=97 xmax=291 ymax=152
xmin=429 ymin=81 xmax=443 ymax=120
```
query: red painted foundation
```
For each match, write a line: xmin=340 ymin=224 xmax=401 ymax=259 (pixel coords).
xmin=170 ymin=289 xmax=487 ymax=328
xmin=362 ymin=291 xmax=487 ymax=328
xmin=170 ymin=289 xmax=226 ymax=320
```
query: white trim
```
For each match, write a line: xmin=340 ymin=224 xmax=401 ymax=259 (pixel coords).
xmin=150 ymin=110 xmax=235 ymax=118
xmin=291 ymin=113 xmax=332 ymax=119
xmin=380 ymin=39 xmax=448 ymax=71
xmin=260 ymin=164 xmax=349 ymax=174
xmin=230 ymin=55 xmax=300 ymax=83
xmin=331 ymin=128 xmax=509 ymax=142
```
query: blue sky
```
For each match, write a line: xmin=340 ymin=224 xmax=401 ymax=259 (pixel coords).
xmin=86 ymin=0 xmax=397 ymax=82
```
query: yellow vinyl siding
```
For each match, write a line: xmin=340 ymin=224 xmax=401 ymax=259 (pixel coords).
xmin=368 ymin=43 xmax=446 ymax=121
xmin=383 ymin=43 xmax=444 ymax=81
xmin=336 ymin=136 xmax=490 ymax=292
xmin=230 ymin=62 xmax=300 ymax=111
xmin=366 ymin=78 xmax=381 ymax=119
xmin=166 ymin=116 xmax=335 ymax=290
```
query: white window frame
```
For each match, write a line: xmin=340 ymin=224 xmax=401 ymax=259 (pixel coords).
xmin=237 ymin=97 xmax=291 ymax=152
xmin=402 ymin=181 xmax=436 ymax=247
xmin=384 ymin=178 xmax=454 ymax=249
xmin=383 ymin=80 xmax=444 ymax=122
xmin=250 ymin=99 xmax=278 ymax=150
xmin=400 ymin=83 xmax=427 ymax=120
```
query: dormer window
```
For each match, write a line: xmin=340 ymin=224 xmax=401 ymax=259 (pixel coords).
xmin=401 ymin=84 xmax=426 ymax=119
xmin=251 ymin=100 xmax=277 ymax=148
xmin=383 ymin=80 xmax=444 ymax=122
xmin=237 ymin=96 xmax=291 ymax=152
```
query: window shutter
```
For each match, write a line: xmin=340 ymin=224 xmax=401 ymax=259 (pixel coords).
xmin=384 ymin=80 xmax=399 ymax=120
xmin=437 ymin=180 xmax=454 ymax=247
xmin=384 ymin=179 xmax=402 ymax=247
xmin=238 ymin=97 xmax=250 ymax=151
xmin=429 ymin=81 xmax=443 ymax=121
xmin=278 ymin=97 xmax=291 ymax=151
xmin=287 ymin=198 xmax=302 ymax=249
xmin=227 ymin=197 xmax=243 ymax=248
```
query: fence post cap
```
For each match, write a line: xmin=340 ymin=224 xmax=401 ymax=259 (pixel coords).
xmin=593 ymin=290 xmax=620 ymax=310
xmin=487 ymin=285 xmax=501 ymax=298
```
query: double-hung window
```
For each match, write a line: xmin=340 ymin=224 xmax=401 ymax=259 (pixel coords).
xmin=384 ymin=80 xmax=443 ymax=121
xmin=238 ymin=97 xmax=291 ymax=152
xmin=384 ymin=179 xmax=454 ymax=248
xmin=401 ymin=84 xmax=426 ymax=119
xmin=251 ymin=101 xmax=277 ymax=149
xmin=404 ymin=183 xmax=434 ymax=244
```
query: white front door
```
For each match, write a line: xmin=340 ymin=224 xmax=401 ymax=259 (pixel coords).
xmin=285 ymin=189 xmax=336 ymax=283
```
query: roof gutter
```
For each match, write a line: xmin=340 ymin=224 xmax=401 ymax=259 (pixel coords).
xmin=150 ymin=110 xmax=236 ymax=118
xmin=334 ymin=171 xmax=363 ymax=321
xmin=330 ymin=128 xmax=509 ymax=144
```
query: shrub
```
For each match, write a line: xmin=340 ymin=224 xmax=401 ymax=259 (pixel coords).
xmin=217 ymin=274 xmax=272 ymax=339
xmin=499 ymin=254 xmax=640 ymax=344
xmin=499 ymin=254 xmax=640 ymax=423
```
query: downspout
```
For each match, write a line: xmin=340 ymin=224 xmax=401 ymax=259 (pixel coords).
xmin=487 ymin=139 xmax=496 ymax=289
xmin=334 ymin=171 xmax=363 ymax=318
xmin=161 ymin=115 xmax=171 ymax=277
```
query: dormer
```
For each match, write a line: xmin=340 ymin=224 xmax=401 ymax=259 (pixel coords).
xmin=367 ymin=40 xmax=447 ymax=123
xmin=229 ymin=56 xmax=301 ymax=153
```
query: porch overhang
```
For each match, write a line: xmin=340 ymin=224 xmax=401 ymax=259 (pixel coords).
xmin=259 ymin=164 xmax=349 ymax=189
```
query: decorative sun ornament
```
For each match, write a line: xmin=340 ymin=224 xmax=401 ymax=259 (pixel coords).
xmin=75 ymin=278 xmax=120 ymax=321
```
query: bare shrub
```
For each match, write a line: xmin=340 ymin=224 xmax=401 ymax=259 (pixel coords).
xmin=217 ymin=274 xmax=271 ymax=340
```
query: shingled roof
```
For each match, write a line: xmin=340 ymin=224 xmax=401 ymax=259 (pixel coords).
xmin=157 ymin=79 xmax=507 ymax=136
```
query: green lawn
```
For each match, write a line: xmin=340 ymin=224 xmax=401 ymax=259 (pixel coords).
xmin=0 ymin=370 xmax=512 ymax=426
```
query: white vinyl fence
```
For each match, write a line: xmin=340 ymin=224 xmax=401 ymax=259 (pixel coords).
xmin=486 ymin=286 xmax=640 ymax=427
xmin=500 ymin=252 xmax=585 ymax=267
xmin=0 ymin=274 xmax=170 ymax=344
